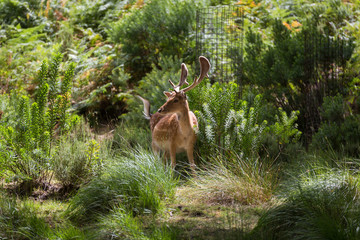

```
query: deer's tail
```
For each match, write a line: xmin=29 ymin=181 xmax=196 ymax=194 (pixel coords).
xmin=137 ymin=96 xmax=151 ymax=120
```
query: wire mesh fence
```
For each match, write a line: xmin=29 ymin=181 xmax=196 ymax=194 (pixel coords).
xmin=195 ymin=5 xmax=244 ymax=85
xmin=195 ymin=5 xmax=354 ymax=144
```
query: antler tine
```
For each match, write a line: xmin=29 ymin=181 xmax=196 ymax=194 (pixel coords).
xmin=182 ymin=56 xmax=210 ymax=93
xmin=169 ymin=63 xmax=189 ymax=92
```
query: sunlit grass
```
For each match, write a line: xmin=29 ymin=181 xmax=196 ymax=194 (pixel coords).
xmin=252 ymin=159 xmax=360 ymax=240
xmin=66 ymin=148 xmax=178 ymax=223
xmin=188 ymin=154 xmax=278 ymax=205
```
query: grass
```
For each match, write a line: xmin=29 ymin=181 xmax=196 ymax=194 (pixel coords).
xmin=251 ymin=165 xmax=360 ymax=240
xmin=188 ymin=153 xmax=278 ymax=205
xmin=0 ymin=194 xmax=93 ymax=240
xmin=66 ymin=148 xmax=178 ymax=223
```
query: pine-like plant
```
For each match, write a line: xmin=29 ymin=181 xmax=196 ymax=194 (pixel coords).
xmin=0 ymin=52 xmax=77 ymax=187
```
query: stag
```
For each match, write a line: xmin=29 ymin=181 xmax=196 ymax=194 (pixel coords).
xmin=138 ymin=56 xmax=210 ymax=171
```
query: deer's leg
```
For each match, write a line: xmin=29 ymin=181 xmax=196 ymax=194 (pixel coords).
xmin=152 ymin=142 xmax=160 ymax=157
xmin=163 ymin=151 xmax=169 ymax=165
xmin=170 ymin=144 xmax=177 ymax=169
xmin=186 ymin=146 xmax=196 ymax=172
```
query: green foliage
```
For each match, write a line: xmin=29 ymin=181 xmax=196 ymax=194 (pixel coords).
xmin=223 ymin=94 xmax=268 ymax=158
xmin=188 ymin=81 xmax=268 ymax=159
xmin=66 ymin=149 xmax=178 ymax=223
xmin=99 ymin=206 xmax=176 ymax=240
xmin=270 ymin=108 xmax=301 ymax=145
xmin=52 ymin=138 xmax=103 ymax=188
xmin=68 ymin=0 xmax=125 ymax=35
xmin=108 ymin=0 xmax=197 ymax=82
xmin=261 ymin=108 xmax=303 ymax=162
xmin=242 ymin=18 xmax=355 ymax=145
xmin=252 ymin=170 xmax=360 ymax=240
xmin=0 ymin=193 xmax=93 ymax=239
xmin=187 ymin=80 xmax=240 ymax=157
xmin=0 ymin=0 xmax=42 ymax=28
xmin=312 ymin=94 xmax=360 ymax=156
xmin=0 ymin=194 xmax=51 ymax=239
xmin=187 ymin=81 xmax=302 ymax=161
xmin=0 ymin=53 xmax=77 ymax=186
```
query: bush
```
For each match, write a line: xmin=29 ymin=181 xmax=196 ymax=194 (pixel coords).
xmin=108 ymin=0 xmax=197 ymax=82
xmin=188 ymin=81 xmax=301 ymax=161
xmin=252 ymin=170 xmax=360 ymax=240
xmin=0 ymin=0 xmax=42 ymax=28
xmin=242 ymin=18 xmax=354 ymax=145
xmin=312 ymin=94 xmax=360 ymax=156
xmin=52 ymin=137 xmax=102 ymax=189
xmin=69 ymin=0 xmax=121 ymax=35
xmin=66 ymin=149 xmax=178 ymax=223
xmin=0 ymin=53 xmax=77 ymax=190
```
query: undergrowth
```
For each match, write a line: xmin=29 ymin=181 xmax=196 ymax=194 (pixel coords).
xmin=252 ymin=162 xmax=360 ymax=240
xmin=66 ymin=148 xmax=178 ymax=223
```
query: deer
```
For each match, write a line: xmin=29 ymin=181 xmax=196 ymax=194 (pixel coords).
xmin=138 ymin=56 xmax=210 ymax=171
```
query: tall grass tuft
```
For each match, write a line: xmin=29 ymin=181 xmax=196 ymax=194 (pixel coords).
xmin=252 ymin=169 xmax=360 ymax=240
xmin=189 ymin=153 xmax=278 ymax=205
xmin=66 ymin=148 xmax=178 ymax=223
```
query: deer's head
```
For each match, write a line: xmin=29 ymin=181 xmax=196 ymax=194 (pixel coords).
xmin=157 ymin=56 xmax=210 ymax=114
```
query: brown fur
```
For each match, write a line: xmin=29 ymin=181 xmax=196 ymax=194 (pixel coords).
xmin=138 ymin=56 xmax=210 ymax=171
xmin=150 ymin=91 xmax=198 ymax=169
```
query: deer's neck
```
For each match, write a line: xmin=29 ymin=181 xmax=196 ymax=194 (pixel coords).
xmin=176 ymin=104 xmax=192 ymax=132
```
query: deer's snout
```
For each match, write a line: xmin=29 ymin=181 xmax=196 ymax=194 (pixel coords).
xmin=158 ymin=107 xmax=163 ymax=113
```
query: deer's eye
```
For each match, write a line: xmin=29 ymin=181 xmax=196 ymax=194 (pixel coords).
xmin=173 ymin=99 xmax=179 ymax=103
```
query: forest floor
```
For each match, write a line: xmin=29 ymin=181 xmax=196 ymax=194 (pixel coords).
xmin=160 ymin=186 xmax=267 ymax=239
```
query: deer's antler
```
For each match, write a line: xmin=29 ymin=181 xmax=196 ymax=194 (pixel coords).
xmin=182 ymin=56 xmax=210 ymax=93
xmin=169 ymin=63 xmax=189 ymax=92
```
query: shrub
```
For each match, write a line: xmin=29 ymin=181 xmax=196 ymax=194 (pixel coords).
xmin=108 ymin=0 xmax=197 ymax=82
xmin=0 ymin=53 xmax=77 ymax=189
xmin=66 ymin=149 xmax=178 ymax=223
xmin=252 ymin=170 xmax=360 ymax=240
xmin=0 ymin=0 xmax=42 ymax=28
xmin=68 ymin=0 xmax=122 ymax=35
xmin=242 ymin=18 xmax=355 ymax=145
xmin=52 ymin=138 xmax=103 ymax=189
xmin=312 ymin=94 xmax=360 ymax=156
xmin=188 ymin=81 xmax=301 ymax=161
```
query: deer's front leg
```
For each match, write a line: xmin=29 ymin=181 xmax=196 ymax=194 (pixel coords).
xmin=186 ymin=146 xmax=196 ymax=172
xmin=170 ymin=144 xmax=177 ymax=169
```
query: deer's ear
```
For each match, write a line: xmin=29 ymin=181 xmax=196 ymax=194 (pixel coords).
xmin=163 ymin=91 xmax=172 ymax=98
